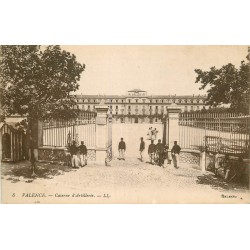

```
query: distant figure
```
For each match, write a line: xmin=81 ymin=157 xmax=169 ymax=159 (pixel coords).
xmin=148 ymin=140 xmax=156 ymax=164
xmin=171 ymin=141 xmax=181 ymax=169
xmin=151 ymin=128 xmax=158 ymax=141
xmin=139 ymin=137 xmax=145 ymax=162
xmin=78 ymin=141 xmax=87 ymax=167
xmin=147 ymin=127 xmax=153 ymax=140
xmin=69 ymin=140 xmax=79 ymax=168
xmin=155 ymin=139 xmax=165 ymax=167
xmin=118 ymin=138 xmax=126 ymax=160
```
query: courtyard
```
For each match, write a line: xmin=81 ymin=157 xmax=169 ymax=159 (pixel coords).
xmin=1 ymin=157 xmax=249 ymax=204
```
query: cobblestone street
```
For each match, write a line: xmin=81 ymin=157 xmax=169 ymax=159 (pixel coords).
xmin=1 ymin=158 xmax=249 ymax=204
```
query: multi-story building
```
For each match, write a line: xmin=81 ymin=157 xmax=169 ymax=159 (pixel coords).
xmin=74 ymin=89 xmax=207 ymax=123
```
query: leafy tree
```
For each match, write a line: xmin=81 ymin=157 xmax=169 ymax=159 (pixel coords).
xmin=0 ymin=45 xmax=85 ymax=175
xmin=195 ymin=61 xmax=249 ymax=114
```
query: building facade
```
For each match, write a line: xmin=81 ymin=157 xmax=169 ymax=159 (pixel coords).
xmin=74 ymin=89 xmax=207 ymax=123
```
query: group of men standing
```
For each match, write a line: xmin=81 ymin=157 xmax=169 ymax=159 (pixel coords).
xmin=147 ymin=139 xmax=181 ymax=168
xmin=118 ymin=137 xmax=181 ymax=168
xmin=69 ymin=141 xmax=88 ymax=168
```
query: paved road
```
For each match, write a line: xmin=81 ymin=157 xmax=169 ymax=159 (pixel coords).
xmin=1 ymin=158 xmax=249 ymax=204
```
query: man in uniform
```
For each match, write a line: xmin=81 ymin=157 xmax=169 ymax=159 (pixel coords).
xmin=118 ymin=138 xmax=126 ymax=160
xmin=148 ymin=140 xmax=156 ymax=164
xmin=139 ymin=137 xmax=145 ymax=162
xmin=69 ymin=140 xmax=79 ymax=168
xmin=171 ymin=141 xmax=181 ymax=169
xmin=155 ymin=139 xmax=165 ymax=167
xmin=78 ymin=141 xmax=87 ymax=167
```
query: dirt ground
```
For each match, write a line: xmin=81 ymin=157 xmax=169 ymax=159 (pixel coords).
xmin=1 ymin=158 xmax=249 ymax=204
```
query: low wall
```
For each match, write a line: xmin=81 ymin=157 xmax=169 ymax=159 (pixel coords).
xmin=178 ymin=149 xmax=201 ymax=166
xmin=38 ymin=147 xmax=96 ymax=163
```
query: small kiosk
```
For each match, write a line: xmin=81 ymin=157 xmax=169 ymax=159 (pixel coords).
xmin=0 ymin=122 xmax=25 ymax=162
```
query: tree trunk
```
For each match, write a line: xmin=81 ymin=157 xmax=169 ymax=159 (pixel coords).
xmin=28 ymin=117 xmax=37 ymax=177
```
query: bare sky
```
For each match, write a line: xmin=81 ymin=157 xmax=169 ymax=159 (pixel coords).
xmin=61 ymin=45 xmax=248 ymax=96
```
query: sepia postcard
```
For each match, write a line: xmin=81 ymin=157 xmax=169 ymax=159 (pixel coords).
xmin=0 ymin=45 xmax=249 ymax=204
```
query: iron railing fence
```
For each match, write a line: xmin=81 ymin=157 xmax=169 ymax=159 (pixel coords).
xmin=42 ymin=111 xmax=96 ymax=148
xmin=179 ymin=112 xmax=250 ymax=157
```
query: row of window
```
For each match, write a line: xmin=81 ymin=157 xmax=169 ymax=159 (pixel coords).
xmin=77 ymin=98 xmax=205 ymax=104
xmin=109 ymin=105 xmax=201 ymax=110
xmin=77 ymin=104 xmax=202 ymax=110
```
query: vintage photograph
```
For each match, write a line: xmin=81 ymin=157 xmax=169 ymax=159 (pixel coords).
xmin=0 ymin=45 xmax=249 ymax=203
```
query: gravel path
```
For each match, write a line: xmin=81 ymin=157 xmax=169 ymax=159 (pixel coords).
xmin=1 ymin=158 xmax=249 ymax=204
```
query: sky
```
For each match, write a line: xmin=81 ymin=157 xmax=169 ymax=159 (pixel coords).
xmin=61 ymin=45 xmax=248 ymax=96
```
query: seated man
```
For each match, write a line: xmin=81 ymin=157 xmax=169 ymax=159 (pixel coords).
xmin=214 ymin=151 xmax=224 ymax=176
xmin=223 ymin=154 xmax=231 ymax=181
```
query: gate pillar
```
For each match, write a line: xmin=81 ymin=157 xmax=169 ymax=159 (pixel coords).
xmin=95 ymin=105 xmax=109 ymax=164
xmin=166 ymin=104 xmax=182 ymax=150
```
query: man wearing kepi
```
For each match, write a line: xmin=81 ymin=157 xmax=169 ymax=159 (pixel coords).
xmin=171 ymin=141 xmax=181 ymax=169
xmin=139 ymin=137 xmax=145 ymax=162
xmin=155 ymin=139 xmax=165 ymax=167
xmin=78 ymin=141 xmax=87 ymax=167
xmin=118 ymin=138 xmax=126 ymax=160
xmin=69 ymin=140 xmax=79 ymax=168
xmin=148 ymin=140 xmax=156 ymax=164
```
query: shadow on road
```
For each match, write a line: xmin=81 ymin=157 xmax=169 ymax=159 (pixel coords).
xmin=1 ymin=161 xmax=75 ymax=183
xmin=196 ymin=173 xmax=248 ymax=191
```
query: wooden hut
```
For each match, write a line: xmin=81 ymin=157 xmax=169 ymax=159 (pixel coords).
xmin=0 ymin=122 xmax=25 ymax=162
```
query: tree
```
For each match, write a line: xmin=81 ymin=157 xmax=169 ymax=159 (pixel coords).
xmin=195 ymin=61 xmax=250 ymax=114
xmin=0 ymin=45 xmax=85 ymax=176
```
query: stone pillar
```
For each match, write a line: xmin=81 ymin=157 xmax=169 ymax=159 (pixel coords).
xmin=166 ymin=104 xmax=182 ymax=150
xmin=95 ymin=105 xmax=109 ymax=164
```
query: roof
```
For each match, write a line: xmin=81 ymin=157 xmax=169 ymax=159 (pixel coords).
xmin=128 ymin=89 xmax=146 ymax=92
xmin=75 ymin=94 xmax=206 ymax=99
xmin=0 ymin=122 xmax=20 ymax=132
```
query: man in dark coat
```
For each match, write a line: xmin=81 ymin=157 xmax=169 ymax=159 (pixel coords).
xmin=148 ymin=140 xmax=156 ymax=164
xmin=171 ymin=141 xmax=181 ymax=169
xmin=69 ymin=140 xmax=79 ymax=168
xmin=155 ymin=139 xmax=165 ymax=167
xmin=78 ymin=141 xmax=87 ymax=167
xmin=118 ymin=138 xmax=126 ymax=160
xmin=139 ymin=137 xmax=145 ymax=162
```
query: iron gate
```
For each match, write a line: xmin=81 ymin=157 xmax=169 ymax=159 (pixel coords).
xmin=42 ymin=111 xmax=96 ymax=148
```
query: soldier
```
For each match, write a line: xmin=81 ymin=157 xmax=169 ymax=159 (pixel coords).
xmin=171 ymin=141 xmax=181 ymax=169
xmin=155 ymin=139 xmax=165 ymax=167
xmin=69 ymin=140 xmax=79 ymax=168
xmin=118 ymin=138 xmax=126 ymax=160
xmin=139 ymin=137 xmax=145 ymax=162
xmin=148 ymin=140 xmax=156 ymax=164
xmin=78 ymin=141 xmax=87 ymax=167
